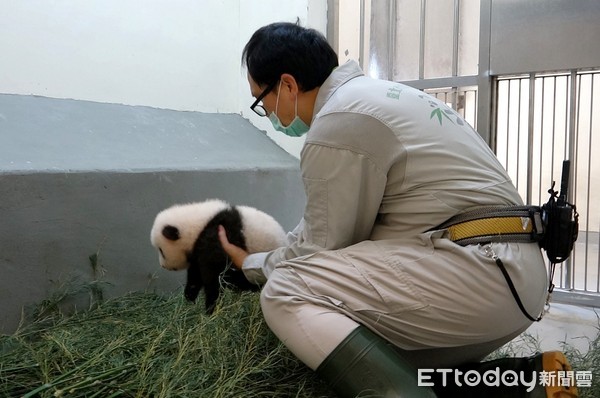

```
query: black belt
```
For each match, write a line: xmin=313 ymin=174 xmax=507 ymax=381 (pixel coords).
xmin=436 ymin=206 xmax=544 ymax=246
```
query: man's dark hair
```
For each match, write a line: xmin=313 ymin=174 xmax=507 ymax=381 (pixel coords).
xmin=242 ymin=22 xmax=339 ymax=92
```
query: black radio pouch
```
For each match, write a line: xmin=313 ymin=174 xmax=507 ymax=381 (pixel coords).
xmin=499 ymin=161 xmax=579 ymax=322
xmin=538 ymin=160 xmax=579 ymax=265
xmin=489 ymin=160 xmax=579 ymax=322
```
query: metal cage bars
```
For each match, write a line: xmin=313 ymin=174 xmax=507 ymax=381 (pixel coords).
xmin=494 ymin=70 xmax=600 ymax=306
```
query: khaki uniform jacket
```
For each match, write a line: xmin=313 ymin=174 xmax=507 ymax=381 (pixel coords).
xmin=243 ymin=60 xmax=525 ymax=285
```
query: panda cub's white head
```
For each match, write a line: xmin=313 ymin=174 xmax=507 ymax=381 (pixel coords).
xmin=150 ymin=199 xmax=229 ymax=270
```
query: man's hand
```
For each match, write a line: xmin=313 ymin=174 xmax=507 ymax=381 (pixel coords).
xmin=218 ymin=225 xmax=249 ymax=270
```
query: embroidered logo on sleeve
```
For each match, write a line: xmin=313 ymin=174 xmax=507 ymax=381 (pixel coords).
xmin=386 ymin=85 xmax=403 ymax=99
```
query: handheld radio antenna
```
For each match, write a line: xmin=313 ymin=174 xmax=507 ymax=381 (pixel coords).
xmin=558 ymin=160 xmax=571 ymax=204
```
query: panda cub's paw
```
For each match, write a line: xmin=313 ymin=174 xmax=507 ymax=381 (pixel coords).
xmin=184 ymin=284 xmax=201 ymax=302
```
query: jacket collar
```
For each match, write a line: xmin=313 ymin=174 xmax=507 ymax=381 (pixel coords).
xmin=312 ymin=60 xmax=364 ymax=122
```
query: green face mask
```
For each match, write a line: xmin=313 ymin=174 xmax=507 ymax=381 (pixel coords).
xmin=268 ymin=81 xmax=310 ymax=137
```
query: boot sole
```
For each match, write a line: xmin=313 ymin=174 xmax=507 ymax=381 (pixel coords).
xmin=541 ymin=351 xmax=578 ymax=398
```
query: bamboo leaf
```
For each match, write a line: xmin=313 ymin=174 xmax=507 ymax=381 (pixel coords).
xmin=430 ymin=108 xmax=443 ymax=125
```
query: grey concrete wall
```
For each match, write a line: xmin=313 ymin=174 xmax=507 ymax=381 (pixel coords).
xmin=490 ymin=0 xmax=600 ymax=75
xmin=0 ymin=94 xmax=305 ymax=334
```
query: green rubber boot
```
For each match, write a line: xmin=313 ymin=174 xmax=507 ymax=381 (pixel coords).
xmin=432 ymin=351 xmax=579 ymax=398
xmin=316 ymin=326 xmax=438 ymax=398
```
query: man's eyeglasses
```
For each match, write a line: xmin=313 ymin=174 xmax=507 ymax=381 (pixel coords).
xmin=250 ymin=81 xmax=277 ymax=117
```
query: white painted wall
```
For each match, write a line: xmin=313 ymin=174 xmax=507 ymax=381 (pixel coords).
xmin=0 ymin=0 xmax=328 ymax=158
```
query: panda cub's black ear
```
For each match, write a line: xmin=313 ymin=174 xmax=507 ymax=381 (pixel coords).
xmin=162 ymin=225 xmax=180 ymax=241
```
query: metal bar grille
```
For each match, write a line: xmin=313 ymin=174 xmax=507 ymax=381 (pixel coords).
xmin=495 ymin=70 xmax=600 ymax=300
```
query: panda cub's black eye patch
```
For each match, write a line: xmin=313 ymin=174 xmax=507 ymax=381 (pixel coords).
xmin=162 ymin=225 xmax=180 ymax=241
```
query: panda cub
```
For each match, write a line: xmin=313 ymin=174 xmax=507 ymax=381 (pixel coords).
xmin=150 ymin=199 xmax=286 ymax=314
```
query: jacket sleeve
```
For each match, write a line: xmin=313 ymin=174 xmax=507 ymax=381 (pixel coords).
xmin=241 ymin=142 xmax=387 ymax=285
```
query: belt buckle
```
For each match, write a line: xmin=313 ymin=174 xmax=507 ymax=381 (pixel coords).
xmin=529 ymin=207 xmax=545 ymax=242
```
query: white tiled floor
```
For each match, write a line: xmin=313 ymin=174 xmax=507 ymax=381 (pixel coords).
xmin=521 ymin=302 xmax=599 ymax=354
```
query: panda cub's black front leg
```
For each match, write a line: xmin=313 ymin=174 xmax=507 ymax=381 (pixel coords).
xmin=184 ymin=262 xmax=203 ymax=302
xmin=201 ymin=267 xmax=221 ymax=314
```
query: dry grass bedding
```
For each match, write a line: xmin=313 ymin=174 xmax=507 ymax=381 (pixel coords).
xmin=1 ymin=282 xmax=598 ymax=397
xmin=0 ymin=286 xmax=332 ymax=398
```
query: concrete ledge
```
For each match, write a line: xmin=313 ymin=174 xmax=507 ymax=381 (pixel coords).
xmin=0 ymin=94 xmax=301 ymax=173
xmin=0 ymin=94 xmax=304 ymax=334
